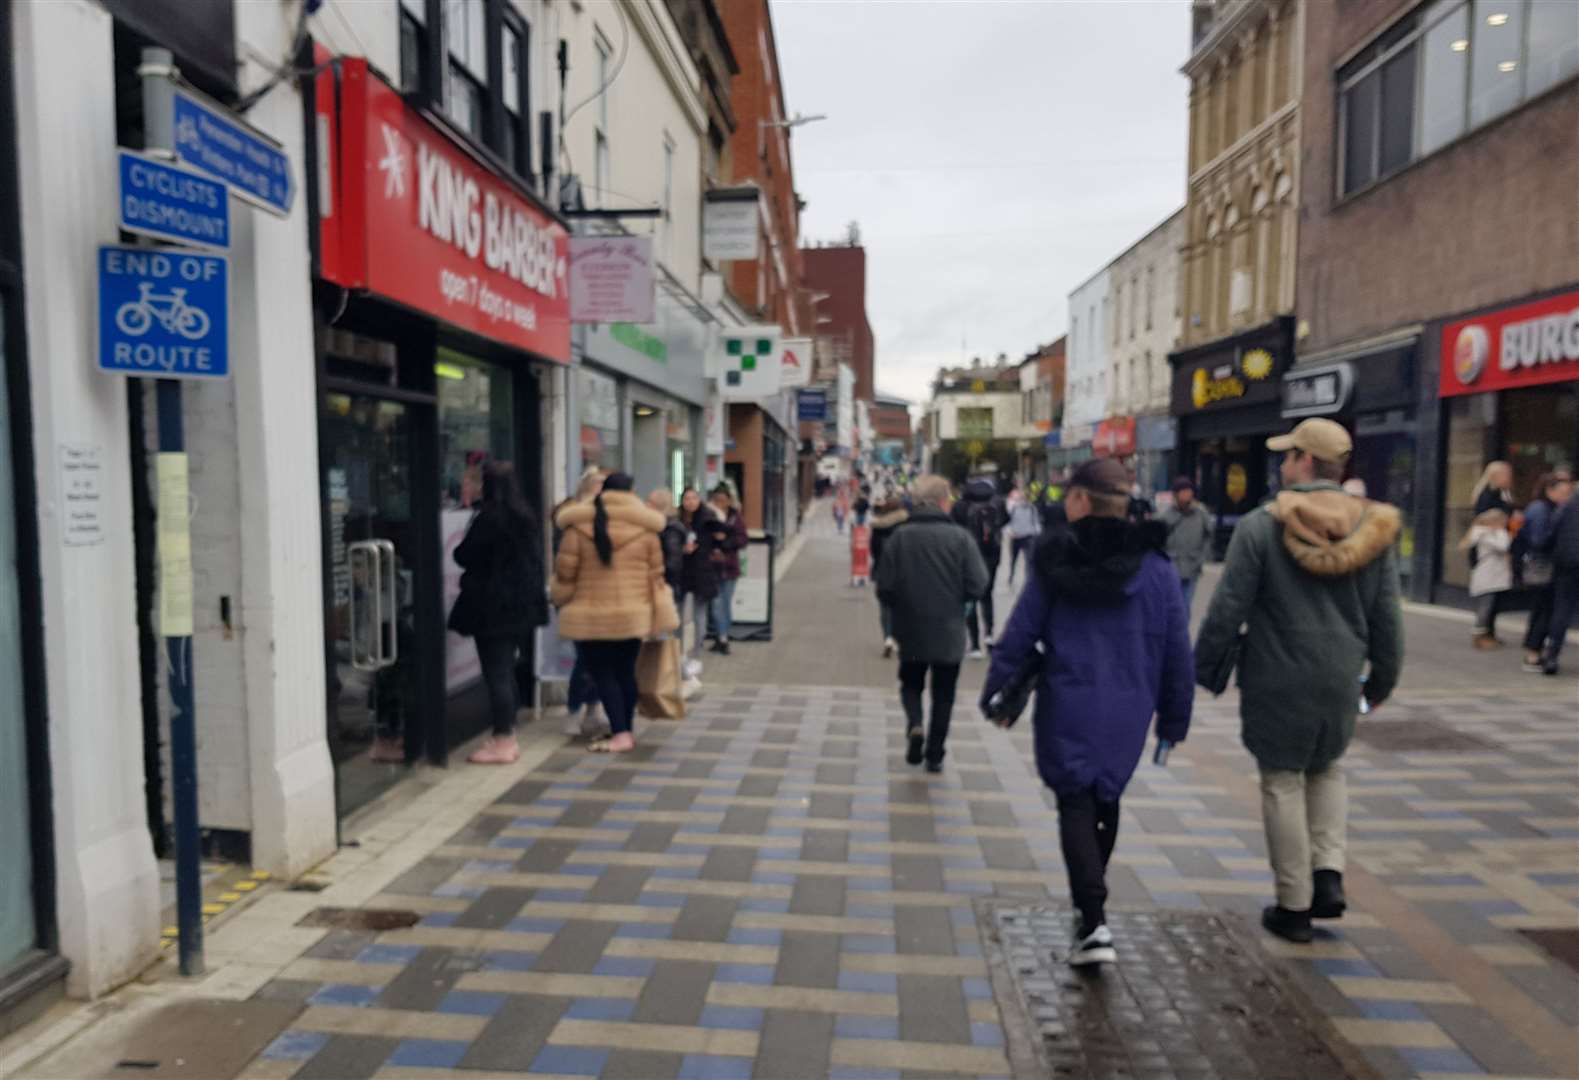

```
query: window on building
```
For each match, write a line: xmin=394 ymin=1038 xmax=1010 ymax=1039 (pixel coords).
xmin=501 ymin=15 xmax=531 ymax=178
xmin=399 ymin=0 xmax=427 ymax=95
xmin=445 ymin=0 xmax=487 ymax=141
xmin=1130 ymin=274 xmax=1140 ymax=339
xmin=1111 ymin=285 xmax=1121 ymax=346
xmin=1145 ymin=266 xmax=1155 ymax=331
xmin=1340 ymin=0 xmax=1579 ymax=197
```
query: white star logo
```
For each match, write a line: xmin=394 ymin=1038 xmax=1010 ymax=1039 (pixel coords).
xmin=377 ymin=125 xmax=406 ymax=199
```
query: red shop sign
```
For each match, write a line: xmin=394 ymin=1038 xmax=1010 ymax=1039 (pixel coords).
xmin=1093 ymin=416 xmax=1136 ymax=458
xmin=318 ymin=58 xmax=570 ymax=362
xmin=1439 ymin=288 xmax=1579 ymax=398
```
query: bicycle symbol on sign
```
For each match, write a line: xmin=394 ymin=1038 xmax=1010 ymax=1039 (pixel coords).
xmin=115 ymin=283 xmax=211 ymax=340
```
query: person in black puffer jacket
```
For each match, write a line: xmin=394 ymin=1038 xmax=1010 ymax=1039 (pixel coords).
xmin=1539 ymin=493 xmax=1579 ymax=676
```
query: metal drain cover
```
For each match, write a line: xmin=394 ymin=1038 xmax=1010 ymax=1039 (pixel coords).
xmin=296 ymin=906 xmax=421 ymax=931
xmin=976 ymin=902 xmax=1378 ymax=1080
xmin=1353 ymin=718 xmax=1497 ymax=752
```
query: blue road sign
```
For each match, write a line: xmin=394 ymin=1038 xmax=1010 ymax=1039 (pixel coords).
xmin=797 ymin=389 xmax=828 ymax=423
xmin=172 ymin=87 xmax=293 ymax=217
xmin=99 ymin=245 xmax=229 ymax=380
xmin=118 ymin=149 xmax=230 ymax=251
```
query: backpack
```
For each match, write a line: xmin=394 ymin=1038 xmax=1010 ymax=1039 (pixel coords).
xmin=967 ymin=499 xmax=1002 ymax=552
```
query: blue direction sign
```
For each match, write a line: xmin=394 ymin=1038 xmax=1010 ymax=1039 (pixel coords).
xmin=98 ymin=245 xmax=229 ymax=380
xmin=797 ymin=389 xmax=828 ymax=423
xmin=172 ymin=87 xmax=293 ymax=217
xmin=118 ymin=149 xmax=230 ymax=250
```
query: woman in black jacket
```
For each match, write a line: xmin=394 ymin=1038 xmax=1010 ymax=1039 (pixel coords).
xmin=676 ymin=488 xmax=720 ymax=671
xmin=449 ymin=462 xmax=546 ymax=764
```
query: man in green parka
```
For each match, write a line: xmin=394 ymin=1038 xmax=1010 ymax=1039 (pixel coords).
xmin=1195 ymin=418 xmax=1404 ymax=944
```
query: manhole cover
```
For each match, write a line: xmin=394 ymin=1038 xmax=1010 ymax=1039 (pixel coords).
xmin=976 ymin=902 xmax=1379 ymax=1080
xmin=1519 ymin=928 xmax=1579 ymax=973
xmin=296 ymin=907 xmax=420 ymax=931
xmin=1353 ymin=718 xmax=1497 ymax=752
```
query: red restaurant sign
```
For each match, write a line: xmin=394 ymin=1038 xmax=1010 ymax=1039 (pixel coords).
xmin=1439 ymin=289 xmax=1579 ymax=398
xmin=1093 ymin=416 xmax=1136 ymax=458
xmin=317 ymin=58 xmax=570 ymax=362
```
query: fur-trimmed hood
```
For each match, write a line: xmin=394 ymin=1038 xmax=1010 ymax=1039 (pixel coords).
xmin=870 ymin=507 xmax=910 ymax=530
xmin=1034 ymin=516 xmax=1170 ymax=599
xmin=555 ymin=491 xmax=666 ymax=550
xmin=1268 ymin=484 xmax=1401 ymax=577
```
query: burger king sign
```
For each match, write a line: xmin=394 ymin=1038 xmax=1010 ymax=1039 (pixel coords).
xmin=1440 ymin=289 xmax=1579 ymax=398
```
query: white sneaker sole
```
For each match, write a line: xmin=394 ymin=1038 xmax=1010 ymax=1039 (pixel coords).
xmin=1068 ymin=946 xmax=1117 ymax=967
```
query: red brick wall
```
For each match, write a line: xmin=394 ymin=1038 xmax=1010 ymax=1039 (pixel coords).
xmin=871 ymin=402 xmax=910 ymax=441
xmin=802 ymin=244 xmax=876 ymax=403
xmin=1298 ymin=0 xmax=1579 ymax=354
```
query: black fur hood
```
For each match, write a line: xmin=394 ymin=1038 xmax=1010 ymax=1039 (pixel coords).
xmin=1034 ymin=517 xmax=1169 ymax=599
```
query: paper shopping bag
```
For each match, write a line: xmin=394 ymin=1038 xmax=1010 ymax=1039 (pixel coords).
xmin=636 ymin=637 xmax=685 ymax=720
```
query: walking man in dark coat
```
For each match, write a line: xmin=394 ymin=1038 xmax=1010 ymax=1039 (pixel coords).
xmin=876 ymin=475 xmax=989 ymax=773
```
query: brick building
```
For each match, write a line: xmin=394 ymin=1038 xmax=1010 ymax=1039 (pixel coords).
xmin=803 ymin=240 xmax=876 ymax=405
xmin=1294 ymin=0 xmax=1578 ymax=602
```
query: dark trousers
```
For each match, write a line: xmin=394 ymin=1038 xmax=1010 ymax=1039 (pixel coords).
xmin=476 ymin=634 xmax=521 ymax=736
xmin=898 ymin=660 xmax=960 ymax=764
xmin=968 ymin=558 xmax=1000 ymax=647
xmin=1056 ymin=788 xmax=1121 ymax=933
xmin=566 ymin=645 xmax=595 ymax=713
xmin=1009 ymin=536 xmax=1034 ymax=582
xmin=581 ymin=639 xmax=642 ymax=735
xmin=1523 ymin=583 xmax=1556 ymax=652
xmin=1473 ymin=592 xmax=1501 ymax=636
xmin=1543 ymin=570 xmax=1579 ymax=664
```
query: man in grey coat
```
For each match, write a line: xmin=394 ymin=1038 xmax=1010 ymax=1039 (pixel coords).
xmin=877 ymin=475 xmax=990 ymax=773
xmin=1195 ymin=419 xmax=1404 ymax=945
xmin=1158 ymin=476 xmax=1214 ymax=610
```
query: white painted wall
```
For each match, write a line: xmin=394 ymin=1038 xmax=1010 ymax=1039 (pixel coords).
xmin=1108 ymin=210 xmax=1184 ymax=418
xmin=928 ymin=392 xmax=1027 ymax=441
xmin=1064 ymin=269 xmax=1111 ymax=431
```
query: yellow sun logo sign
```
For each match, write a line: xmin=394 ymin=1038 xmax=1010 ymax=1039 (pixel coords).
xmin=1241 ymin=348 xmax=1274 ymax=380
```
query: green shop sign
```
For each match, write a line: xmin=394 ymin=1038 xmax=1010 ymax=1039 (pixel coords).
xmin=611 ymin=322 xmax=667 ymax=363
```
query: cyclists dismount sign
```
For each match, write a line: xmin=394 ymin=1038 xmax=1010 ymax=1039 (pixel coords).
xmin=98 ymin=244 xmax=229 ymax=379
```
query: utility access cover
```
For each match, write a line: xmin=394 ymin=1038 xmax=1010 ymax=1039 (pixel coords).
xmin=1353 ymin=718 xmax=1498 ymax=753
xmin=977 ymin=902 xmax=1377 ymax=1080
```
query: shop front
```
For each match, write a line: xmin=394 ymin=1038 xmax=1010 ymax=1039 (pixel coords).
xmin=1169 ymin=318 xmax=1293 ymax=555
xmin=1429 ymin=286 xmax=1579 ymax=601
xmin=314 ymin=59 xmax=569 ymax=815
xmin=1047 ymin=422 xmax=1094 ymax=476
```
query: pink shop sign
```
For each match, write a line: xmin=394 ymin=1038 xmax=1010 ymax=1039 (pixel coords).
xmin=569 ymin=235 xmax=655 ymax=324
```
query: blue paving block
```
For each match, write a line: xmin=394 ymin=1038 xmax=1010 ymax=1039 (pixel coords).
xmin=971 ymin=1021 xmax=1005 ymax=1047
xmin=1531 ymin=871 xmax=1579 ymax=886
xmin=942 ymin=855 xmax=988 ymax=870
xmin=577 ymin=840 xmax=626 ymax=853
xmin=260 ymin=1030 xmax=329 ymax=1061
xmin=593 ymin=956 xmax=656 ymax=977
xmin=505 ymin=916 xmax=566 ymax=934
xmin=951 ymin=907 xmax=979 ymax=926
xmin=559 ymin=864 xmax=607 ymax=877
xmin=847 ymin=876 xmax=888 ymax=892
xmin=698 ymin=1004 xmax=765 ymax=1031
xmin=387 ymin=1039 xmax=470 ymax=1069
xmin=482 ymin=950 xmax=538 ymax=972
xmin=851 ymin=808 xmax=888 ymax=822
xmin=564 ymin=997 xmax=637 ymax=1021
xmin=1468 ymin=900 xmax=1527 ymax=917
xmin=835 ymin=1014 xmax=900 ymax=1040
xmin=651 ymin=865 xmax=702 ymax=880
xmin=956 ymin=939 xmax=983 ymax=958
xmin=841 ymin=934 xmax=896 ymax=955
xmin=751 ymin=871 xmax=798 ymax=886
xmin=713 ymin=963 xmax=775 ymax=984
xmin=1421 ymin=873 xmax=1484 ymax=886
xmin=535 ymin=798 xmax=572 ymax=808
xmin=600 ymin=818 xmax=638 ymax=831
xmin=510 ymin=815 xmax=554 ymax=828
xmin=420 ymin=912 xmax=459 ymax=928
xmin=848 ymin=851 xmax=891 ymax=866
xmin=637 ymin=891 xmax=687 ymax=907
xmin=1395 ymin=1047 xmax=1485 ymax=1074
xmin=488 ymin=835 xmax=534 ymax=850
xmin=845 ymin=903 xmax=896 ymax=921
xmin=961 ymin=976 xmax=993 ymax=1001
xmin=944 ymin=878 xmax=992 ymax=895
xmin=828 ymin=1067 xmax=900 ymax=1080
xmin=462 ymin=859 xmax=517 ymax=874
xmin=678 ymin=1053 xmax=755 ymax=1080
xmin=611 ymin=800 xmax=649 ymax=812
xmin=535 ymin=888 xmax=592 ymax=902
xmin=355 ymin=943 xmax=422 ymax=966
xmin=1147 ymin=891 xmax=1206 ymax=909
xmin=437 ymin=990 xmax=507 ymax=1016
xmin=1311 ymin=958 xmax=1384 ymax=978
xmin=766 ymin=827 xmax=803 ymax=838
xmin=1354 ymin=998 xmax=1429 ymax=1021
xmin=432 ymin=882 xmax=485 ymax=899
xmin=529 ymin=1046 xmax=609 ymax=1076
xmin=940 ymin=833 xmax=977 ymax=847
xmin=838 ymin=969 xmax=898 ymax=994
xmin=308 ymin=983 xmax=380 ymax=1007
xmin=726 ymin=927 xmax=782 ymax=946
xmin=614 ymin=923 xmax=672 ymax=939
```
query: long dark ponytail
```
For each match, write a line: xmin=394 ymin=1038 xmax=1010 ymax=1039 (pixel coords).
xmin=594 ymin=472 xmax=634 ymax=565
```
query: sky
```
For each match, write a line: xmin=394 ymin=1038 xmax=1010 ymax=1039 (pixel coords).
xmin=771 ymin=0 xmax=1192 ymax=406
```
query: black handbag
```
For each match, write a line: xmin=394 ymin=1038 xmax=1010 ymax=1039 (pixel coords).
xmin=982 ymin=641 xmax=1046 ymax=728
xmin=1201 ymin=628 xmax=1246 ymax=695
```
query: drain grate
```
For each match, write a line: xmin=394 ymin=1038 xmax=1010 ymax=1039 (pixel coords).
xmin=977 ymin=902 xmax=1379 ymax=1080
xmin=296 ymin=907 xmax=421 ymax=931
xmin=1518 ymin=928 xmax=1579 ymax=974
xmin=1353 ymin=718 xmax=1498 ymax=753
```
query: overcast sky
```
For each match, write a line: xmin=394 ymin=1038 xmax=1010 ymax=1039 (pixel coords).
xmin=771 ymin=0 xmax=1192 ymax=405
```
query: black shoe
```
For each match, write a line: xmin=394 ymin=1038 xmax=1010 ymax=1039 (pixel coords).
xmin=906 ymin=728 xmax=925 ymax=766
xmin=925 ymin=759 xmax=943 ymax=774
xmin=1541 ymin=656 xmax=1560 ymax=676
xmin=716 ymin=640 xmax=731 ymax=656
xmin=1261 ymin=905 xmax=1314 ymax=944
xmin=1068 ymin=924 xmax=1115 ymax=967
xmin=1311 ymin=869 xmax=1346 ymax=920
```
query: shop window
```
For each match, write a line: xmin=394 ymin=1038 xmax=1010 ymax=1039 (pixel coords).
xmin=1418 ymin=3 xmax=1470 ymax=155
xmin=1527 ymin=0 xmax=1579 ymax=97
xmin=579 ymin=367 xmax=623 ymax=471
xmin=437 ymin=348 xmax=515 ymax=511
xmin=1440 ymin=392 xmax=1496 ymax=588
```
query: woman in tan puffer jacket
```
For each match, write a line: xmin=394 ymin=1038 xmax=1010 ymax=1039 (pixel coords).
xmin=552 ymin=472 xmax=679 ymax=752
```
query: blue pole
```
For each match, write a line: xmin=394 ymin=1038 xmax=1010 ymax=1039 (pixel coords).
xmin=157 ymin=377 xmax=203 ymax=976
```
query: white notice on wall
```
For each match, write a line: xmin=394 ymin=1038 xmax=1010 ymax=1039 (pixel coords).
xmin=58 ymin=444 xmax=104 ymax=546
xmin=156 ymin=452 xmax=195 ymax=638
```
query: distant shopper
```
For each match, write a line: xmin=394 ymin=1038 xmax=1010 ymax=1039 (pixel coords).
xmin=1158 ymin=477 xmax=1215 ymax=611
xmin=1195 ymin=419 xmax=1404 ymax=945
xmin=1461 ymin=508 xmax=1513 ymax=649
xmin=876 ymin=475 xmax=989 ymax=773
xmin=553 ymin=469 xmax=608 ymax=739
xmin=1005 ymin=486 xmax=1042 ymax=586
xmin=983 ymin=458 xmax=1193 ymax=966
xmin=552 ymin=473 xmax=679 ymax=754
xmin=869 ymin=492 xmax=910 ymax=657
xmin=1538 ymin=492 xmax=1579 ymax=676
xmin=676 ymin=487 xmax=720 ymax=674
xmin=649 ymin=488 xmax=687 ymax=600
xmin=952 ymin=473 xmax=1008 ymax=654
xmin=707 ymin=485 xmax=749 ymax=654
xmin=834 ymin=486 xmax=850 ymax=533
xmin=854 ymin=487 xmax=872 ymax=527
xmin=449 ymin=462 xmax=547 ymax=765
xmin=1517 ymin=472 xmax=1572 ymax=671
xmin=1472 ymin=460 xmax=1516 ymax=517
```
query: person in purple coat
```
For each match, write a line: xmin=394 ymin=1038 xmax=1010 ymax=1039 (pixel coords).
xmin=982 ymin=458 xmax=1194 ymax=967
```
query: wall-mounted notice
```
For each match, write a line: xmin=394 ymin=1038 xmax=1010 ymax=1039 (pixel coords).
xmin=59 ymin=444 xmax=104 ymax=546
xmin=157 ymin=452 xmax=194 ymax=637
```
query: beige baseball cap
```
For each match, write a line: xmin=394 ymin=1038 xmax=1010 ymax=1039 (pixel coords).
xmin=1266 ymin=418 xmax=1353 ymax=463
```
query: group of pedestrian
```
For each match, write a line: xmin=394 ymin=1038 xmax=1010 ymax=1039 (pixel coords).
xmin=1461 ymin=460 xmax=1575 ymax=674
xmin=880 ymin=417 xmax=1405 ymax=967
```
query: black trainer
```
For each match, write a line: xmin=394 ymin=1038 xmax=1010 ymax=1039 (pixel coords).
xmin=924 ymin=759 xmax=943 ymax=774
xmin=1261 ymin=905 xmax=1314 ymax=944
xmin=1311 ymin=869 xmax=1346 ymax=919
xmin=1068 ymin=924 xmax=1116 ymax=967
xmin=906 ymin=728 xmax=925 ymax=766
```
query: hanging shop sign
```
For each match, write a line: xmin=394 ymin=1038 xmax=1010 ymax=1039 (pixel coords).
xmin=779 ymin=337 xmax=813 ymax=388
xmin=1282 ymin=361 xmax=1355 ymax=418
xmin=797 ymin=389 xmax=828 ymax=422
xmin=1093 ymin=416 xmax=1137 ymax=458
xmin=317 ymin=59 xmax=570 ymax=362
xmin=1172 ymin=342 xmax=1284 ymax=415
xmin=569 ymin=235 xmax=654 ymax=324
xmin=1439 ymin=289 xmax=1579 ymax=398
xmin=716 ymin=326 xmax=783 ymax=401
xmin=117 ymin=149 xmax=230 ymax=251
xmin=98 ymin=245 xmax=228 ymax=380
xmin=702 ymin=187 xmax=761 ymax=260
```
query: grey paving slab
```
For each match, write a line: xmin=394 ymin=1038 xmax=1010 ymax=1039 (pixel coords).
xmin=718 ymin=805 xmax=771 ymax=834
xmin=890 ymin=853 xmax=946 ymax=893
xmin=699 ymin=847 xmax=757 ymax=882
xmin=516 ymin=838 xmax=578 ymax=873
xmin=530 ymin=920 xmax=618 ymax=974
xmin=897 ymin=974 xmax=973 ymax=1046
xmin=459 ymin=994 xmax=568 ymax=1073
xmin=670 ymin=895 xmax=738 ymax=944
xmin=774 ymin=930 xmax=840 ymax=988
xmin=452 ymin=886 xmax=532 ymax=930
xmin=377 ymin=946 xmax=475 ymax=1011
xmin=623 ymin=822 xmax=679 ymax=853
xmin=295 ymin=1035 xmax=398 ymax=1080
xmin=894 ymin=904 xmax=956 ymax=956
xmin=584 ymin=865 xmax=652 ymax=904
xmin=788 ymin=874 xmax=845 ymax=917
xmin=801 ymin=828 xmax=849 ymax=863
xmin=602 ymin=1049 xmax=683 ymax=1079
xmin=631 ymin=959 xmax=715 ymax=1026
xmin=753 ymin=1008 xmax=835 ymax=1080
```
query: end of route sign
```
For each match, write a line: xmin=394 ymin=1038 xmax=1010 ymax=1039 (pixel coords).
xmin=98 ymin=245 xmax=229 ymax=379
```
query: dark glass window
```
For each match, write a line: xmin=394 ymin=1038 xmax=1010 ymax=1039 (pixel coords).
xmin=1342 ymin=69 xmax=1379 ymax=193
xmin=1379 ymin=45 xmax=1417 ymax=174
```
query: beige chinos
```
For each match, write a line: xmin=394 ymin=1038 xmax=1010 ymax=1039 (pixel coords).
xmin=1259 ymin=765 xmax=1347 ymax=911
